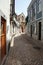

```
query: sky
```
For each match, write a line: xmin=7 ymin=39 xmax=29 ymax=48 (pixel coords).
xmin=15 ymin=0 xmax=31 ymax=16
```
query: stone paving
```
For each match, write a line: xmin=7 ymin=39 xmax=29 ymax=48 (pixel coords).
xmin=4 ymin=34 xmax=43 ymax=65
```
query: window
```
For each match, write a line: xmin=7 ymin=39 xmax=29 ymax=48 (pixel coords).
xmin=32 ymin=4 xmax=35 ymax=17
xmin=39 ymin=0 xmax=41 ymax=12
xmin=36 ymin=0 xmax=41 ymax=13
xmin=36 ymin=0 xmax=42 ymax=19
xmin=27 ymin=11 xmax=29 ymax=22
xmin=36 ymin=0 xmax=39 ymax=13
xmin=34 ymin=2 xmax=36 ymax=15
xmin=29 ymin=11 xmax=30 ymax=20
xmin=30 ymin=9 xmax=32 ymax=19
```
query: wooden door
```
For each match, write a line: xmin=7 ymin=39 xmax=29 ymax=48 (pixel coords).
xmin=1 ymin=17 xmax=6 ymax=61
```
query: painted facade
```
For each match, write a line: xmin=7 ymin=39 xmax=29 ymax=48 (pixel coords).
xmin=17 ymin=13 xmax=26 ymax=33
xmin=27 ymin=0 xmax=43 ymax=40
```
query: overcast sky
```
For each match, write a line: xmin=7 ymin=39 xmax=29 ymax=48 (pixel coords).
xmin=15 ymin=0 xmax=31 ymax=16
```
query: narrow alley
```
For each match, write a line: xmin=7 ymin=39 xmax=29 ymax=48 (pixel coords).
xmin=0 ymin=0 xmax=43 ymax=65
xmin=4 ymin=34 xmax=43 ymax=65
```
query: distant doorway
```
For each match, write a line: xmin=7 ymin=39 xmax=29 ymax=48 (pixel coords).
xmin=30 ymin=25 xmax=32 ymax=37
xmin=1 ymin=17 xmax=6 ymax=61
xmin=38 ymin=22 xmax=41 ymax=40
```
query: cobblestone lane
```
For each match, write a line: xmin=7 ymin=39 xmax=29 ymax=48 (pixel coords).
xmin=4 ymin=34 xmax=43 ymax=65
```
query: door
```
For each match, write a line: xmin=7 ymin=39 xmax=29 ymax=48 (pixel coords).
xmin=1 ymin=17 xmax=6 ymax=61
xmin=30 ymin=25 xmax=32 ymax=37
xmin=38 ymin=22 xmax=41 ymax=40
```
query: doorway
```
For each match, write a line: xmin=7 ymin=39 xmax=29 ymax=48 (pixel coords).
xmin=30 ymin=25 xmax=32 ymax=37
xmin=38 ymin=22 xmax=41 ymax=40
xmin=1 ymin=17 xmax=6 ymax=61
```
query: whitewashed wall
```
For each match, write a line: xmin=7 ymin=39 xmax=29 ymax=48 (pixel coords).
xmin=0 ymin=0 xmax=10 ymax=54
xmin=0 ymin=0 xmax=10 ymax=41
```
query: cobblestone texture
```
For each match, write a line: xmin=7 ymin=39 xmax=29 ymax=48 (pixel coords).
xmin=4 ymin=34 xmax=43 ymax=65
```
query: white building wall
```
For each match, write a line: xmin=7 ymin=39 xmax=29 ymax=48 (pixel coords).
xmin=0 ymin=0 xmax=10 ymax=54
xmin=0 ymin=0 xmax=10 ymax=41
